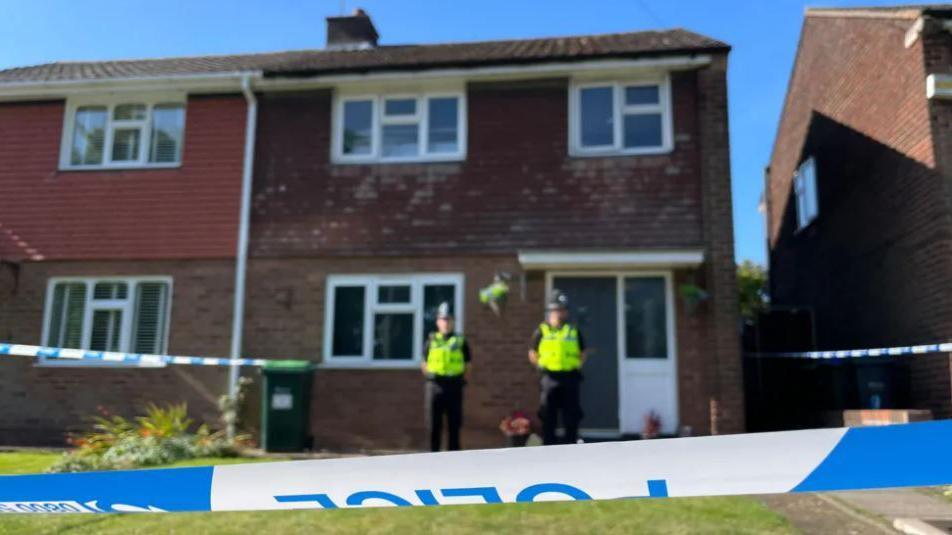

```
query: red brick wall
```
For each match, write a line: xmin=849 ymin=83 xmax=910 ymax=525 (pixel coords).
xmin=0 ymin=95 xmax=246 ymax=261
xmin=767 ymin=12 xmax=952 ymax=417
xmin=250 ymin=74 xmax=706 ymax=256
xmin=0 ymin=259 xmax=234 ymax=445
xmin=243 ymin=256 xmax=724 ymax=450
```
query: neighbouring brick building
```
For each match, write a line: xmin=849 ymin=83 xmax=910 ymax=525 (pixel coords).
xmin=766 ymin=5 xmax=952 ymax=420
xmin=0 ymin=10 xmax=743 ymax=449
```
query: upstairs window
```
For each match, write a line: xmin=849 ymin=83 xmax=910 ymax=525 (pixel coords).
xmin=324 ymin=274 xmax=464 ymax=367
xmin=334 ymin=92 xmax=466 ymax=163
xmin=42 ymin=277 xmax=172 ymax=366
xmin=62 ymin=97 xmax=185 ymax=169
xmin=570 ymin=78 xmax=672 ymax=156
xmin=794 ymin=157 xmax=818 ymax=230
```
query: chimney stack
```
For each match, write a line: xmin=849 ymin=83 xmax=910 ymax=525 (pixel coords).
xmin=326 ymin=8 xmax=379 ymax=50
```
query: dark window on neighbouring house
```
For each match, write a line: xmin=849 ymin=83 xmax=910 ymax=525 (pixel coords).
xmin=794 ymin=157 xmax=818 ymax=230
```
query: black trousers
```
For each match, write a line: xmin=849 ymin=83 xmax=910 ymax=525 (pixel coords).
xmin=539 ymin=371 xmax=583 ymax=445
xmin=425 ymin=377 xmax=464 ymax=452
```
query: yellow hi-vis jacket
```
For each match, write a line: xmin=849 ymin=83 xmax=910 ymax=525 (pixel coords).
xmin=537 ymin=323 xmax=581 ymax=372
xmin=426 ymin=333 xmax=466 ymax=377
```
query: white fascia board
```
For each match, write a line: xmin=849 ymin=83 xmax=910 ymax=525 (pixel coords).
xmin=927 ymin=73 xmax=952 ymax=99
xmin=518 ymin=249 xmax=706 ymax=270
xmin=0 ymin=71 xmax=262 ymax=101
xmin=256 ymin=55 xmax=713 ymax=91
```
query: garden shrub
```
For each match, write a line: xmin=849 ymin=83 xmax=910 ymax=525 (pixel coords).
xmin=49 ymin=403 xmax=245 ymax=473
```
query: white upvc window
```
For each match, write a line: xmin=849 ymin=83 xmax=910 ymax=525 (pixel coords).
xmin=569 ymin=76 xmax=673 ymax=156
xmin=40 ymin=276 xmax=173 ymax=367
xmin=332 ymin=91 xmax=466 ymax=163
xmin=794 ymin=157 xmax=819 ymax=230
xmin=60 ymin=95 xmax=186 ymax=170
xmin=323 ymin=274 xmax=464 ymax=368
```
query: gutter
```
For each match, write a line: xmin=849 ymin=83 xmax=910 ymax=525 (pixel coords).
xmin=227 ymin=74 xmax=258 ymax=436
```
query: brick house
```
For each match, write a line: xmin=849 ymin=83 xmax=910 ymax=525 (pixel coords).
xmin=766 ymin=5 xmax=952 ymax=419
xmin=0 ymin=11 xmax=743 ymax=449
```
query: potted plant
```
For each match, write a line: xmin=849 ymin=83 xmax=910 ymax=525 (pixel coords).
xmin=499 ymin=410 xmax=532 ymax=447
xmin=642 ymin=410 xmax=662 ymax=439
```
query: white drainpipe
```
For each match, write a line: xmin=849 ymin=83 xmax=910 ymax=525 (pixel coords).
xmin=228 ymin=74 xmax=258 ymax=437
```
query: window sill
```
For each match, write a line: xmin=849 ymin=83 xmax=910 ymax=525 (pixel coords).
xmin=569 ymin=146 xmax=673 ymax=158
xmin=330 ymin=154 xmax=465 ymax=166
xmin=318 ymin=360 xmax=420 ymax=370
xmin=58 ymin=163 xmax=183 ymax=172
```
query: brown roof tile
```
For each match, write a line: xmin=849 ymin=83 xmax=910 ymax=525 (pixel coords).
xmin=0 ymin=28 xmax=727 ymax=83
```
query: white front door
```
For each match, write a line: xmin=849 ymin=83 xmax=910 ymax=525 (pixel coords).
xmin=617 ymin=274 xmax=678 ymax=435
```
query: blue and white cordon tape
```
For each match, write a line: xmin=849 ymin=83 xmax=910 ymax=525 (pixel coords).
xmin=0 ymin=343 xmax=280 ymax=368
xmin=1 ymin=421 xmax=951 ymax=514
xmin=750 ymin=341 xmax=952 ymax=359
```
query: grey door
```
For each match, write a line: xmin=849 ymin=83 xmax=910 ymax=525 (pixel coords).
xmin=551 ymin=276 xmax=618 ymax=431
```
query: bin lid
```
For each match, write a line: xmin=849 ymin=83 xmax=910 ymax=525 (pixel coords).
xmin=262 ymin=359 xmax=314 ymax=372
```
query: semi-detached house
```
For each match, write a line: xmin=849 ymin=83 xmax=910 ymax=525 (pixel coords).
xmin=0 ymin=10 xmax=743 ymax=449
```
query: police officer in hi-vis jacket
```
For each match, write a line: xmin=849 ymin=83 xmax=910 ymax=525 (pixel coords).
xmin=422 ymin=302 xmax=472 ymax=451
xmin=528 ymin=291 xmax=587 ymax=445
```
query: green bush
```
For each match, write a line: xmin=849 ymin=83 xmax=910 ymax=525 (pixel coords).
xmin=49 ymin=403 xmax=244 ymax=473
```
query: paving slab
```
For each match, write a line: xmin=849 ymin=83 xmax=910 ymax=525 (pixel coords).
xmin=832 ymin=489 xmax=952 ymax=521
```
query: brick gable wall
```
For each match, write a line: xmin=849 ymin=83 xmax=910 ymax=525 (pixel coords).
xmin=767 ymin=14 xmax=952 ymax=417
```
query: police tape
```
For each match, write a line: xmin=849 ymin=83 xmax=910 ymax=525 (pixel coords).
xmin=1 ymin=420 xmax=951 ymax=514
xmin=0 ymin=343 xmax=299 ymax=368
xmin=748 ymin=342 xmax=952 ymax=359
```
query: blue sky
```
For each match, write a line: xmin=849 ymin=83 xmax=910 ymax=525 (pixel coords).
xmin=0 ymin=0 xmax=924 ymax=264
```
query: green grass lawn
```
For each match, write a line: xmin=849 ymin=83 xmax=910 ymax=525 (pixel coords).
xmin=0 ymin=451 xmax=794 ymax=534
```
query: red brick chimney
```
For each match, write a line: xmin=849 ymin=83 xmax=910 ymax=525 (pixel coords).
xmin=326 ymin=8 xmax=379 ymax=50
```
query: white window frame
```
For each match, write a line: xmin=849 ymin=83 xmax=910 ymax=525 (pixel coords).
xmin=794 ymin=157 xmax=819 ymax=231
xmin=59 ymin=94 xmax=187 ymax=171
xmin=322 ymin=273 xmax=465 ymax=368
xmin=39 ymin=276 xmax=174 ymax=367
xmin=568 ymin=75 xmax=673 ymax=157
xmin=332 ymin=91 xmax=467 ymax=164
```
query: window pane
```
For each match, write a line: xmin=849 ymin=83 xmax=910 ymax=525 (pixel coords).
xmin=373 ymin=313 xmax=414 ymax=360
xmin=342 ymin=100 xmax=373 ymax=155
xmin=114 ymin=104 xmax=146 ymax=121
xmin=378 ymin=285 xmax=410 ymax=304
xmin=623 ymin=113 xmax=663 ymax=148
xmin=423 ymin=284 xmax=455 ymax=345
xmin=427 ymin=97 xmax=458 ymax=154
xmin=70 ymin=106 xmax=106 ymax=165
xmin=332 ymin=286 xmax=365 ymax=356
xmin=384 ymin=98 xmax=416 ymax=116
xmin=149 ymin=104 xmax=184 ymax=163
xmin=133 ymin=282 xmax=169 ymax=354
xmin=90 ymin=309 xmax=122 ymax=352
xmin=624 ymin=277 xmax=668 ymax=359
xmin=625 ymin=86 xmax=660 ymax=105
xmin=47 ymin=283 xmax=86 ymax=347
xmin=382 ymin=124 xmax=419 ymax=157
xmin=93 ymin=282 xmax=128 ymax=300
xmin=111 ymin=128 xmax=142 ymax=161
xmin=580 ymin=86 xmax=614 ymax=147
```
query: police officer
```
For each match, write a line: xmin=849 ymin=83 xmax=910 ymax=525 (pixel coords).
xmin=528 ymin=291 xmax=586 ymax=445
xmin=422 ymin=302 xmax=472 ymax=452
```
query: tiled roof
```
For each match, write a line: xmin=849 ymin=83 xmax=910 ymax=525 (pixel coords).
xmin=807 ymin=4 xmax=952 ymax=19
xmin=0 ymin=28 xmax=728 ymax=83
